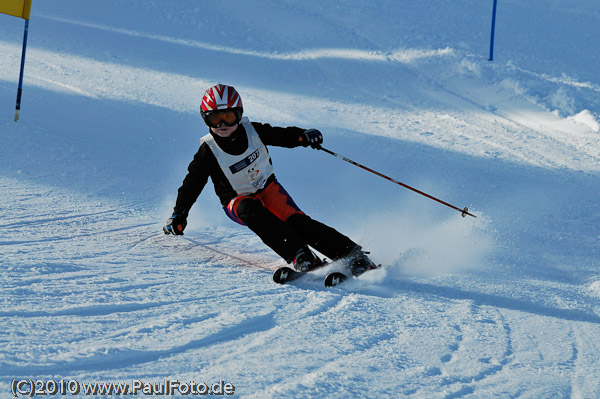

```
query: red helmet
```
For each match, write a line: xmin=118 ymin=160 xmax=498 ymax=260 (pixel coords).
xmin=200 ymin=84 xmax=243 ymax=114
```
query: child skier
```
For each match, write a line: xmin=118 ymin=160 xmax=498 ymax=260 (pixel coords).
xmin=163 ymin=84 xmax=376 ymax=275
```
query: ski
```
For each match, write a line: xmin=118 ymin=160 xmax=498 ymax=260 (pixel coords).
xmin=272 ymin=266 xmax=307 ymax=284
xmin=273 ymin=258 xmax=331 ymax=284
xmin=324 ymin=264 xmax=381 ymax=287
xmin=324 ymin=271 xmax=347 ymax=287
xmin=273 ymin=257 xmax=380 ymax=287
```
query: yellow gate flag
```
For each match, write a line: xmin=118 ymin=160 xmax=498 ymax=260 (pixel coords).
xmin=0 ymin=0 xmax=32 ymax=19
xmin=2 ymin=0 xmax=33 ymax=121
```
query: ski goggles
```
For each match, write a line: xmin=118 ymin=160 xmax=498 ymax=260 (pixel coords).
xmin=203 ymin=109 xmax=242 ymax=128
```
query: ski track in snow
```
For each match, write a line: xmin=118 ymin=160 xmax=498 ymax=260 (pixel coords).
xmin=3 ymin=172 xmax=598 ymax=397
xmin=1 ymin=1 xmax=600 ymax=398
xmin=1 ymin=176 xmax=600 ymax=396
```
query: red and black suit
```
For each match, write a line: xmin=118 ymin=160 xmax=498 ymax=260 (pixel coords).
xmin=172 ymin=119 xmax=357 ymax=263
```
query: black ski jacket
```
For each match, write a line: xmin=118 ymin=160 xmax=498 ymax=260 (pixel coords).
xmin=173 ymin=122 xmax=306 ymax=214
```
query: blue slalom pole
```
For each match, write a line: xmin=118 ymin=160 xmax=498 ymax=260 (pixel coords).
xmin=14 ymin=18 xmax=30 ymax=122
xmin=488 ymin=0 xmax=498 ymax=61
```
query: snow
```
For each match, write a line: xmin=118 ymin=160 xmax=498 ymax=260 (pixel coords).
xmin=1 ymin=0 xmax=599 ymax=398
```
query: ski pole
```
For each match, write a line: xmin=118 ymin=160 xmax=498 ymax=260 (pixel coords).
xmin=318 ymin=146 xmax=476 ymax=218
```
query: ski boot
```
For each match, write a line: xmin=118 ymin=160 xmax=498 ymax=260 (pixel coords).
xmin=293 ymin=246 xmax=323 ymax=272
xmin=347 ymin=245 xmax=378 ymax=276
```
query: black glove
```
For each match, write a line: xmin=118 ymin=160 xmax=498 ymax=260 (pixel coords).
xmin=163 ymin=212 xmax=188 ymax=235
xmin=302 ymin=129 xmax=323 ymax=149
